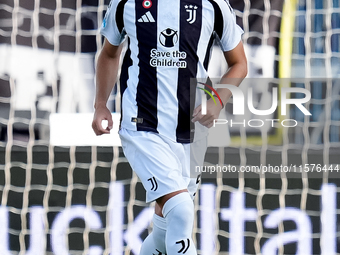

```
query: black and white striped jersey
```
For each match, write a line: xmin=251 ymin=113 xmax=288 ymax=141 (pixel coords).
xmin=101 ymin=0 xmax=243 ymax=143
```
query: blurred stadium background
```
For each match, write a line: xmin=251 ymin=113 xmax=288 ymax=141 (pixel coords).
xmin=0 ymin=0 xmax=340 ymax=254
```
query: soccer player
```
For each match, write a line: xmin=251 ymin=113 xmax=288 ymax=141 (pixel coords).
xmin=92 ymin=0 xmax=247 ymax=254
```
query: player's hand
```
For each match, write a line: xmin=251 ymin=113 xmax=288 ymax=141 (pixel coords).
xmin=92 ymin=105 xmax=113 ymax=135
xmin=191 ymin=98 xmax=223 ymax=128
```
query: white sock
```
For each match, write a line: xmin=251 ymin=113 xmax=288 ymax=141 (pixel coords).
xmin=162 ymin=192 xmax=196 ymax=255
xmin=139 ymin=214 xmax=167 ymax=255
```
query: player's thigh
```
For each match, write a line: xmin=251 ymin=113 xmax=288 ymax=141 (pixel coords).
xmin=119 ymin=128 xmax=188 ymax=203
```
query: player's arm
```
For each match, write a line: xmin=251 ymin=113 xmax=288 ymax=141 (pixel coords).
xmin=217 ymin=40 xmax=248 ymax=105
xmin=92 ymin=38 xmax=123 ymax=135
xmin=192 ymin=41 xmax=247 ymax=128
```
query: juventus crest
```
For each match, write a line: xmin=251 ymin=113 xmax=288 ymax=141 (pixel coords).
xmin=147 ymin=176 xmax=158 ymax=191
xmin=185 ymin=5 xmax=198 ymax=24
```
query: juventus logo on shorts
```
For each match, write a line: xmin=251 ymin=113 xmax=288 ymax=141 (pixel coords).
xmin=148 ymin=176 xmax=158 ymax=191
xmin=176 ymin=239 xmax=190 ymax=254
xmin=185 ymin=5 xmax=198 ymax=24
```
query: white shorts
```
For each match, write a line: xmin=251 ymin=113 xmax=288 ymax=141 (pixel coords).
xmin=119 ymin=128 xmax=207 ymax=203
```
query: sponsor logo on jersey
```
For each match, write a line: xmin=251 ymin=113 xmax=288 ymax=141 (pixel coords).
xmin=159 ymin=28 xmax=178 ymax=48
xmin=150 ymin=28 xmax=188 ymax=68
xmin=150 ymin=48 xmax=187 ymax=68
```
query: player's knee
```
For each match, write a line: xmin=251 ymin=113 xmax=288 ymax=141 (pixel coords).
xmin=164 ymin=202 xmax=195 ymax=254
xmin=162 ymin=192 xmax=194 ymax=230
xmin=170 ymin=200 xmax=194 ymax=226
xmin=162 ymin=193 xmax=196 ymax=254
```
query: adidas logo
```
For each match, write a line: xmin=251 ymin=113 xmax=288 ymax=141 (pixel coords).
xmin=138 ymin=11 xmax=155 ymax=22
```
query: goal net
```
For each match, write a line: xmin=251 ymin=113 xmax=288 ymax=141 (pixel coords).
xmin=0 ymin=0 xmax=340 ymax=254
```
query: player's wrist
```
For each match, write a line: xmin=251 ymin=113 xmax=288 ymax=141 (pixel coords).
xmin=94 ymin=101 xmax=108 ymax=109
xmin=213 ymin=95 xmax=224 ymax=109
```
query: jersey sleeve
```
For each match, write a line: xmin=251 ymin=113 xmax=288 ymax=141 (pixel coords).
xmin=100 ymin=0 xmax=126 ymax=46
xmin=216 ymin=0 xmax=244 ymax=52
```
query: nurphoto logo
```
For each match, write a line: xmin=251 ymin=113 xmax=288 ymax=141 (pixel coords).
xmin=199 ymin=81 xmax=312 ymax=128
